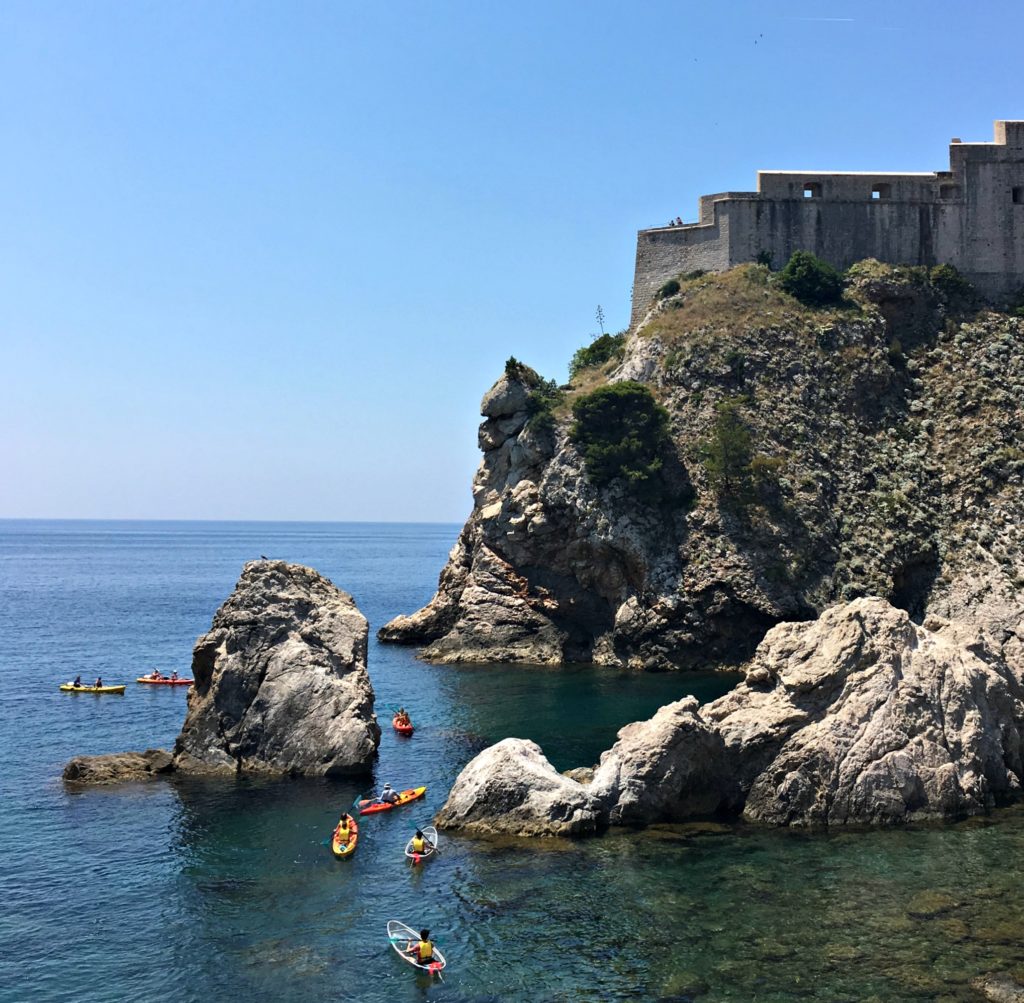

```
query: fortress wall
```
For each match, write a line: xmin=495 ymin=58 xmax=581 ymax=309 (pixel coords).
xmin=629 ymin=122 xmax=1024 ymax=327
xmin=631 ymin=211 xmax=733 ymax=327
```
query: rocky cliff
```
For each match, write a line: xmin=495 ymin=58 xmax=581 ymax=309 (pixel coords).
xmin=437 ymin=596 xmax=1024 ymax=833
xmin=64 ymin=561 xmax=380 ymax=783
xmin=381 ymin=262 xmax=1024 ymax=670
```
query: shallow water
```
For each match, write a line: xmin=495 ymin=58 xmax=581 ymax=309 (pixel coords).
xmin=2 ymin=521 xmax=1024 ymax=1002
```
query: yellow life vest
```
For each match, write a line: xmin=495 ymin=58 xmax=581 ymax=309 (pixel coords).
xmin=412 ymin=837 xmax=425 ymax=853
xmin=416 ymin=940 xmax=433 ymax=962
xmin=337 ymin=822 xmax=350 ymax=841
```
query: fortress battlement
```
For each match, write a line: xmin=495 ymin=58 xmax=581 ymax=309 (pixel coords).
xmin=631 ymin=121 xmax=1024 ymax=327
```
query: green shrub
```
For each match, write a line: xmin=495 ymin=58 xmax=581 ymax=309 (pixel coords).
xmin=526 ymin=378 xmax=564 ymax=433
xmin=569 ymin=332 xmax=626 ymax=379
xmin=929 ymin=264 xmax=976 ymax=307
xmin=701 ymin=397 xmax=753 ymax=498
xmin=656 ymin=278 xmax=681 ymax=300
xmin=755 ymin=250 xmax=774 ymax=269
xmin=776 ymin=251 xmax=844 ymax=307
xmin=570 ymin=381 xmax=671 ymax=500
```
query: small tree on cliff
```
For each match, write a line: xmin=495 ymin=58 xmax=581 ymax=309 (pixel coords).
xmin=701 ymin=397 xmax=753 ymax=499
xmin=570 ymin=381 xmax=671 ymax=502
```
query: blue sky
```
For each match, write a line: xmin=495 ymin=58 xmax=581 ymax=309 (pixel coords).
xmin=1 ymin=1 xmax=1020 ymax=521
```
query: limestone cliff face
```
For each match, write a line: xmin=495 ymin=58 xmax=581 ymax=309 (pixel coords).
xmin=436 ymin=597 xmax=1024 ymax=833
xmin=382 ymin=262 xmax=1024 ymax=669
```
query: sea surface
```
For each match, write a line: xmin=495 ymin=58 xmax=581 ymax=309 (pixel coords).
xmin=2 ymin=521 xmax=1024 ymax=1002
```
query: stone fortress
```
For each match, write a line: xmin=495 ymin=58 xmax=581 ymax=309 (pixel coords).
xmin=631 ymin=120 xmax=1024 ymax=327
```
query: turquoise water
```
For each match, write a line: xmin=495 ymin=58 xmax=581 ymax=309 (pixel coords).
xmin=3 ymin=521 xmax=1024 ymax=1002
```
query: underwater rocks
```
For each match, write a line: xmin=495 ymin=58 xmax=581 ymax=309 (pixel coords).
xmin=62 ymin=749 xmax=174 ymax=785
xmin=434 ymin=738 xmax=603 ymax=837
xmin=64 ymin=561 xmax=381 ymax=784
xmin=439 ymin=597 xmax=1024 ymax=834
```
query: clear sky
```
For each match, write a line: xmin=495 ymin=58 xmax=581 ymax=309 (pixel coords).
xmin=1 ymin=1 xmax=1020 ymax=521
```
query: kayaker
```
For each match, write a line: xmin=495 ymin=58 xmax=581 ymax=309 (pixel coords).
xmin=335 ymin=815 xmax=352 ymax=845
xmin=379 ymin=783 xmax=400 ymax=804
xmin=170 ymin=671 xmax=179 ymax=681
xmin=405 ymin=929 xmax=434 ymax=965
xmin=94 ymin=677 xmax=103 ymax=688
xmin=395 ymin=708 xmax=411 ymax=727
xmin=72 ymin=675 xmax=82 ymax=688
xmin=150 ymin=670 xmax=162 ymax=680
xmin=411 ymin=830 xmax=433 ymax=855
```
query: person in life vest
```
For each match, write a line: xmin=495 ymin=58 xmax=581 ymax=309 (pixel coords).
xmin=334 ymin=814 xmax=352 ymax=846
xmin=406 ymin=929 xmax=434 ymax=965
xmin=379 ymin=783 xmax=400 ymax=804
xmin=411 ymin=830 xmax=433 ymax=855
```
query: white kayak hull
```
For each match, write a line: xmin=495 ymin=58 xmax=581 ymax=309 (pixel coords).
xmin=387 ymin=920 xmax=446 ymax=973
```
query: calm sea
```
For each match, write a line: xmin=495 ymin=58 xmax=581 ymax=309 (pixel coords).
xmin=2 ymin=520 xmax=1024 ymax=1002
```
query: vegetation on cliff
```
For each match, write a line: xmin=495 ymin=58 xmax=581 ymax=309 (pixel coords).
xmin=382 ymin=259 xmax=1024 ymax=671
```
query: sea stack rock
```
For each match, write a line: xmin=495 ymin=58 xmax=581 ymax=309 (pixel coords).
xmin=434 ymin=738 xmax=604 ymax=837
xmin=173 ymin=560 xmax=380 ymax=777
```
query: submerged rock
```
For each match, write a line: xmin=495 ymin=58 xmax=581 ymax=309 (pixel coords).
xmin=64 ymin=561 xmax=380 ymax=784
xmin=434 ymin=738 xmax=604 ymax=837
xmin=62 ymin=749 xmax=174 ymax=785
xmin=174 ymin=560 xmax=380 ymax=777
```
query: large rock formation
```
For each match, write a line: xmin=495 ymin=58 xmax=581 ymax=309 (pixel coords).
xmin=381 ymin=263 xmax=1024 ymax=670
xmin=63 ymin=561 xmax=380 ymax=784
xmin=434 ymin=738 xmax=603 ymax=837
xmin=174 ymin=560 xmax=379 ymax=776
xmin=436 ymin=597 xmax=1024 ymax=834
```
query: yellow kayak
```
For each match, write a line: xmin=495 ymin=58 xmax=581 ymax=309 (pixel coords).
xmin=60 ymin=683 xmax=126 ymax=694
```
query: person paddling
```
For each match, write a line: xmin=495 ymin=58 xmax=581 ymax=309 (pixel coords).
xmin=405 ymin=929 xmax=435 ymax=965
xmin=395 ymin=707 xmax=411 ymax=727
xmin=334 ymin=814 xmax=353 ymax=846
xmin=170 ymin=671 xmax=179 ymax=681
xmin=94 ymin=677 xmax=103 ymax=688
xmin=410 ymin=829 xmax=433 ymax=855
xmin=378 ymin=783 xmax=400 ymax=805
xmin=72 ymin=675 xmax=82 ymax=688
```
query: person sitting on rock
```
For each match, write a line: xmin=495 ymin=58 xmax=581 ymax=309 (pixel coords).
xmin=411 ymin=829 xmax=433 ymax=855
xmin=334 ymin=815 xmax=352 ymax=845
xmin=406 ymin=929 xmax=434 ymax=965
xmin=379 ymin=783 xmax=400 ymax=804
xmin=72 ymin=675 xmax=82 ymax=688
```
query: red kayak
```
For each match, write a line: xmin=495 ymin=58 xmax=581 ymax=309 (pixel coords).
xmin=358 ymin=787 xmax=426 ymax=815
xmin=136 ymin=676 xmax=194 ymax=686
xmin=392 ymin=715 xmax=414 ymax=736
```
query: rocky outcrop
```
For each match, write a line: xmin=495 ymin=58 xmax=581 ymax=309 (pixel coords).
xmin=381 ymin=263 xmax=1024 ymax=670
xmin=434 ymin=738 xmax=604 ymax=837
xmin=174 ymin=560 xmax=379 ymax=776
xmin=438 ymin=597 xmax=1024 ymax=834
xmin=589 ymin=697 xmax=729 ymax=824
xmin=62 ymin=749 xmax=175 ymax=785
xmin=64 ymin=561 xmax=381 ymax=784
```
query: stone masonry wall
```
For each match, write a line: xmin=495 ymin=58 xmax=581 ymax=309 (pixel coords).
xmin=630 ymin=121 xmax=1024 ymax=328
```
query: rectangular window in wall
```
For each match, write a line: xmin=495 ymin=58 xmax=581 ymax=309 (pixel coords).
xmin=871 ymin=183 xmax=891 ymax=200
xmin=803 ymin=182 xmax=822 ymax=199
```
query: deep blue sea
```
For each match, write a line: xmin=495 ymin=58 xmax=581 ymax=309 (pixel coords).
xmin=3 ymin=521 xmax=1024 ymax=1002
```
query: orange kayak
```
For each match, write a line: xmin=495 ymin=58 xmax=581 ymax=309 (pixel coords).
xmin=331 ymin=814 xmax=358 ymax=858
xmin=358 ymin=787 xmax=426 ymax=815
xmin=136 ymin=677 xmax=193 ymax=686
xmin=392 ymin=715 xmax=414 ymax=736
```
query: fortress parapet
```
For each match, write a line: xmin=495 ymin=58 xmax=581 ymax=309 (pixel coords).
xmin=631 ymin=121 xmax=1024 ymax=327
